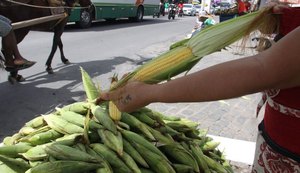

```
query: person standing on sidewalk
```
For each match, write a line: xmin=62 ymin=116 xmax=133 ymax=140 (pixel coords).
xmin=98 ymin=4 xmax=300 ymax=172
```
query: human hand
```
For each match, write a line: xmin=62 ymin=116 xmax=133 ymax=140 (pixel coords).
xmin=96 ymin=81 xmax=153 ymax=113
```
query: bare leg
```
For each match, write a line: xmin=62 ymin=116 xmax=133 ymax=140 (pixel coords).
xmin=2 ymin=30 xmax=35 ymax=66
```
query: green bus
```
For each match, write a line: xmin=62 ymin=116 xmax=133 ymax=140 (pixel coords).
xmin=68 ymin=0 xmax=160 ymax=28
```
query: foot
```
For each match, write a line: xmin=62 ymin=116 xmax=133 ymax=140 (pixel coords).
xmin=14 ymin=59 xmax=36 ymax=66
xmin=5 ymin=59 xmax=36 ymax=72
xmin=8 ymin=74 xmax=25 ymax=84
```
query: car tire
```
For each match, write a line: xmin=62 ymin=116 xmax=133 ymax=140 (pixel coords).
xmin=76 ymin=9 xmax=92 ymax=28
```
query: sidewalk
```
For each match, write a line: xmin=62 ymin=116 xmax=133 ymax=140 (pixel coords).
xmin=146 ymin=41 xmax=264 ymax=172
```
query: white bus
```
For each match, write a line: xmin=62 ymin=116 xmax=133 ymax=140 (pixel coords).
xmin=68 ymin=0 xmax=160 ymax=28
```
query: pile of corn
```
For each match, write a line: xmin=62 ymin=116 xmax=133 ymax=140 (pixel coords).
xmin=0 ymin=68 xmax=233 ymax=173
xmin=1 ymin=8 xmax=277 ymax=172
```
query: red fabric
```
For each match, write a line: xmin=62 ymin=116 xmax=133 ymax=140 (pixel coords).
xmin=279 ymin=7 xmax=300 ymax=35
xmin=263 ymin=8 xmax=300 ymax=156
xmin=264 ymin=87 xmax=300 ymax=156
xmin=237 ymin=0 xmax=247 ymax=14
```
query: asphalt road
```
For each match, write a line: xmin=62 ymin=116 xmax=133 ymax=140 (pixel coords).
xmin=0 ymin=15 xmax=198 ymax=141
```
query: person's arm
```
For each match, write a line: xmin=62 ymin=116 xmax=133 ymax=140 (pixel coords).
xmin=100 ymin=26 xmax=300 ymax=112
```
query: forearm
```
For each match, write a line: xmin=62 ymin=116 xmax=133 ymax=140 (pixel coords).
xmin=151 ymin=27 xmax=300 ymax=103
xmin=151 ymin=56 xmax=270 ymax=103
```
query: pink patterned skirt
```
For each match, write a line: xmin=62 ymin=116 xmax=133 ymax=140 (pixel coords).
xmin=251 ymin=131 xmax=300 ymax=173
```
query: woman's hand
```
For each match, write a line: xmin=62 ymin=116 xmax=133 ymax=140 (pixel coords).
xmin=96 ymin=81 xmax=154 ymax=113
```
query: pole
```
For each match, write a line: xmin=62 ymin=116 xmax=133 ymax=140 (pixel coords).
xmin=12 ymin=13 xmax=67 ymax=30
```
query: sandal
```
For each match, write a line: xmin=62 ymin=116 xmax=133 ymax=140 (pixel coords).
xmin=5 ymin=61 xmax=36 ymax=72
xmin=8 ymin=74 xmax=25 ymax=84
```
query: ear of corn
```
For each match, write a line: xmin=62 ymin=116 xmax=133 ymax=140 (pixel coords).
xmin=159 ymin=144 xmax=199 ymax=172
xmin=190 ymin=144 xmax=211 ymax=173
xmin=108 ymin=76 xmax=122 ymax=121
xmin=0 ymin=154 xmax=31 ymax=173
xmin=0 ymin=143 xmax=32 ymax=158
xmin=80 ymin=67 xmax=100 ymax=102
xmin=43 ymin=114 xmax=84 ymax=135
xmin=25 ymin=160 xmax=101 ymax=173
xmin=111 ymin=8 xmax=272 ymax=90
xmin=97 ymin=129 xmax=123 ymax=156
xmin=90 ymin=143 xmax=132 ymax=173
xmin=122 ymin=138 xmax=149 ymax=168
xmin=91 ymin=105 xmax=118 ymax=135
xmin=44 ymin=144 xmax=99 ymax=163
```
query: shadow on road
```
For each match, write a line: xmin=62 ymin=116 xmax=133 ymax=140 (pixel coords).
xmin=0 ymin=56 xmax=134 ymax=141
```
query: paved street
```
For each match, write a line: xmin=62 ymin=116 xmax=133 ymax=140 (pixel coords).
xmin=0 ymin=15 xmax=265 ymax=172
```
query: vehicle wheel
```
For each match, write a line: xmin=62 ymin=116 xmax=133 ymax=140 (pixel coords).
xmin=76 ymin=9 xmax=92 ymax=28
xmin=172 ymin=16 xmax=175 ymax=20
xmin=168 ymin=15 xmax=171 ymax=20
xmin=134 ymin=6 xmax=144 ymax=22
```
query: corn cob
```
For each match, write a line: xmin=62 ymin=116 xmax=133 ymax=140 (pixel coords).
xmin=130 ymin=112 xmax=160 ymax=127
xmin=61 ymin=101 xmax=89 ymax=115
xmin=190 ymin=144 xmax=211 ymax=173
xmin=117 ymin=121 xmax=130 ymax=130
xmin=0 ymin=142 xmax=32 ymax=158
xmin=25 ymin=116 xmax=45 ymax=129
xmin=43 ymin=114 xmax=84 ymax=135
xmin=90 ymin=143 xmax=132 ymax=173
xmin=25 ymin=160 xmax=101 ymax=173
xmin=111 ymin=9 xmax=271 ymax=90
xmin=22 ymin=144 xmax=48 ymax=161
xmin=54 ymin=133 xmax=83 ymax=145
xmin=108 ymin=76 xmax=122 ymax=121
xmin=97 ymin=129 xmax=123 ymax=156
xmin=203 ymin=154 xmax=227 ymax=173
xmin=88 ymin=120 xmax=104 ymax=130
xmin=26 ymin=129 xmax=63 ymax=145
xmin=19 ymin=127 xmax=36 ymax=136
xmin=120 ymin=129 xmax=168 ymax=161
xmin=121 ymin=113 xmax=155 ymax=141
xmin=44 ymin=144 xmax=99 ymax=163
xmin=3 ymin=133 xmax=23 ymax=146
xmin=159 ymin=144 xmax=200 ymax=172
xmin=0 ymin=154 xmax=31 ymax=173
xmin=172 ymin=164 xmax=194 ymax=173
xmin=59 ymin=109 xmax=85 ymax=127
xmin=91 ymin=105 xmax=118 ymax=135
xmin=85 ymin=146 xmax=113 ymax=173
xmin=120 ymin=151 xmax=141 ymax=173
xmin=108 ymin=101 xmax=122 ymax=121
xmin=80 ymin=67 xmax=100 ymax=101
xmin=0 ymin=161 xmax=19 ymax=173
xmin=122 ymin=138 xmax=149 ymax=168
xmin=18 ymin=126 xmax=52 ymax=143
xmin=133 ymin=142 xmax=175 ymax=173
xmin=147 ymin=127 xmax=174 ymax=144
xmin=202 ymin=140 xmax=221 ymax=152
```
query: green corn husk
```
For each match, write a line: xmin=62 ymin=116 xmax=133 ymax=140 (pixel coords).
xmin=111 ymin=8 xmax=273 ymax=90
xmin=25 ymin=160 xmax=101 ymax=173
xmin=0 ymin=143 xmax=32 ymax=158
xmin=80 ymin=67 xmax=100 ymax=101
xmin=0 ymin=155 xmax=31 ymax=173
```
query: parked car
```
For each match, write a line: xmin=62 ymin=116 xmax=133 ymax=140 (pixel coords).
xmin=194 ymin=4 xmax=201 ymax=14
xmin=183 ymin=4 xmax=196 ymax=16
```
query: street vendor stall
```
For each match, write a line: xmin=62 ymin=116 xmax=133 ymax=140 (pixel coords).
xmin=0 ymin=7 xmax=274 ymax=173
